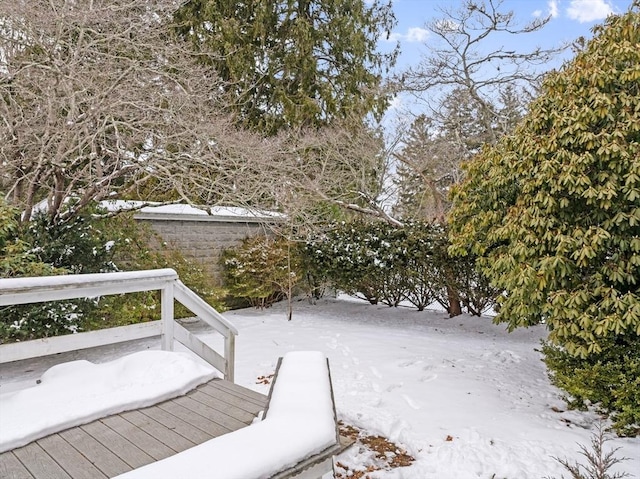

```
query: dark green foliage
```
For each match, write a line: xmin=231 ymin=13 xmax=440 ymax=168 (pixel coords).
xmin=0 ymin=200 xmax=68 ymax=341
xmin=26 ymin=208 xmax=118 ymax=274
xmin=543 ymin=337 xmax=640 ymax=437
xmin=304 ymin=220 xmax=497 ymax=313
xmin=221 ymin=235 xmax=301 ymax=308
xmin=305 ymin=220 xmax=399 ymax=305
xmin=0 ymin=203 xmax=225 ymax=341
xmin=0 ymin=199 xmax=59 ymax=278
xmin=174 ymin=0 xmax=397 ymax=134
xmin=1 ymin=205 xmax=115 ymax=341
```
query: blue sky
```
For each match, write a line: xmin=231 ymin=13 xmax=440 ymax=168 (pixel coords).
xmin=385 ymin=0 xmax=634 ymax=71
xmin=378 ymin=0 xmax=634 ymax=122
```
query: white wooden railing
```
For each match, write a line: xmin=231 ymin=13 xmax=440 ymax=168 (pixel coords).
xmin=0 ymin=269 xmax=237 ymax=381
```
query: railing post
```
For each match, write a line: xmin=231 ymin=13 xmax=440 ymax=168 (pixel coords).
xmin=224 ymin=333 xmax=235 ymax=382
xmin=161 ymin=282 xmax=175 ymax=351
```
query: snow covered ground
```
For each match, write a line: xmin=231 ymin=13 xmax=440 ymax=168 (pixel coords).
xmin=221 ymin=297 xmax=639 ymax=479
xmin=1 ymin=295 xmax=638 ymax=478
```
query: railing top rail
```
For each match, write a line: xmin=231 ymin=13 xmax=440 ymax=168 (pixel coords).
xmin=173 ymin=280 xmax=239 ymax=336
xmin=0 ymin=269 xmax=180 ymax=306
xmin=0 ymin=269 xmax=178 ymax=294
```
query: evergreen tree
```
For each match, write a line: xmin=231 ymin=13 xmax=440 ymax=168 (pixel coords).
xmin=394 ymin=89 xmax=500 ymax=222
xmin=174 ymin=0 xmax=397 ymax=134
xmin=393 ymin=115 xmax=440 ymax=220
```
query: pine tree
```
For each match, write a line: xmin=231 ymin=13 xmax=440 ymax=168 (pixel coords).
xmin=174 ymin=0 xmax=397 ymax=134
xmin=394 ymin=89 xmax=501 ymax=222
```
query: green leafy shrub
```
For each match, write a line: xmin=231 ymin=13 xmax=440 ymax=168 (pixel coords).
xmin=25 ymin=208 xmax=118 ymax=274
xmin=543 ymin=335 xmax=640 ymax=436
xmin=89 ymin=213 xmax=227 ymax=327
xmin=304 ymin=221 xmax=397 ymax=306
xmin=0 ymin=199 xmax=60 ymax=278
xmin=448 ymin=4 xmax=640 ymax=433
xmin=448 ymin=3 xmax=640 ymax=356
xmin=0 ymin=203 xmax=107 ymax=341
xmin=221 ymin=235 xmax=301 ymax=309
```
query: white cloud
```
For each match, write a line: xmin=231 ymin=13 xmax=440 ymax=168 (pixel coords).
xmin=548 ymin=0 xmax=560 ymax=18
xmin=406 ymin=27 xmax=430 ymax=43
xmin=566 ymin=0 xmax=614 ymax=22
xmin=386 ymin=27 xmax=429 ymax=43
xmin=532 ymin=9 xmax=543 ymax=17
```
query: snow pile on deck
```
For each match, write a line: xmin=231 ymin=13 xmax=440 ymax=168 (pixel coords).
xmin=115 ymin=351 xmax=337 ymax=479
xmin=0 ymin=351 xmax=217 ymax=453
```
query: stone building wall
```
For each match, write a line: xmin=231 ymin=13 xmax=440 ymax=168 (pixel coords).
xmin=134 ymin=210 xmax=275 ymax=282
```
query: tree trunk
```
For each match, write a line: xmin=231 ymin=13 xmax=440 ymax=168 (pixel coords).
xmin=447 ymin=285 xmax=462 ymax=317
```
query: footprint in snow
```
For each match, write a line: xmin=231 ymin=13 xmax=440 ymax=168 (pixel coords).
xmin=402 ymin=394 xmax=421 ymax=410
xmin=419 ymin=373 xmax=438 ymax=383
xmin=398 ymin=359 xmax=424 ymax=368
xmin=326 ymin=338 xmax=338 ymax=350
xmin=386 ymin=383 xmax=403 ymax=392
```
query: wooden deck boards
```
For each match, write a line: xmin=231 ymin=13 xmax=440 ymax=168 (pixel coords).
xmin=0 ymin=378 xmax=267 ymax=479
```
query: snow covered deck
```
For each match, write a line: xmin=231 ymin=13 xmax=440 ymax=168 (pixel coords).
xmin=0 ymin=272 xmax=352 ymax=478
xmin=0 ymin=377 xmax=266 ymax=479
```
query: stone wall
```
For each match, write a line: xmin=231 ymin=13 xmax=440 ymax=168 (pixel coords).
xmin=134 ymin=210 xmax=274 ymax=283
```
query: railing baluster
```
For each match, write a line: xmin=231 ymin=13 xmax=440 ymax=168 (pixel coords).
xmin=225 ymin=334 xmax=235 ymax=382
xmin=161 ymin=283 xmax=175 ymax=351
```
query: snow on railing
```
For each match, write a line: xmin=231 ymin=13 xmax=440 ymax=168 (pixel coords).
xmin=0 ymin=269 xmax=237 ymax=381
xmin=114 ymin=351 xmax=341 ymax=479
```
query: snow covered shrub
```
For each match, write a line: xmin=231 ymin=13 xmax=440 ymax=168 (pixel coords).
xmin=400 ymin=222 xmax=497 ymax=315
xmin=0 ymin=199 xmax=69 ymax=341
xmin=2 ymin=205 xmax=118 ymax=340
xmin=304 ymin=220 xmax=405 ymax=306
xmin=0 ymin=198 xmax=58 ymax=278
xmin=304 ymin=220 xmax=496 ymax=313
xmin=543 ymin=336 xmax=640 ymax=437
xmin=221 ymin=235 xmax=301 ymax=309
xmin=25 ymin=208 xmax=118 ymax=274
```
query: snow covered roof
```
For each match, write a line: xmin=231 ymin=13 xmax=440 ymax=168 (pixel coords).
xmin=100 ymin=200 xmax=285 ymax=223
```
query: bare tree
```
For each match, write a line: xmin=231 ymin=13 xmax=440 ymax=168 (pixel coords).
xmin=400 ymin=0 xmax=564 ymax=143
xmin=0 ymin=0 xmax=395 ymax=231
xmin=391 ymin=0 xmax=568 ymax=224
xmin=161 ymin=113 xmax=400 ymax=229
xmin=0 ymin=0 xmax=238 ymax=222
